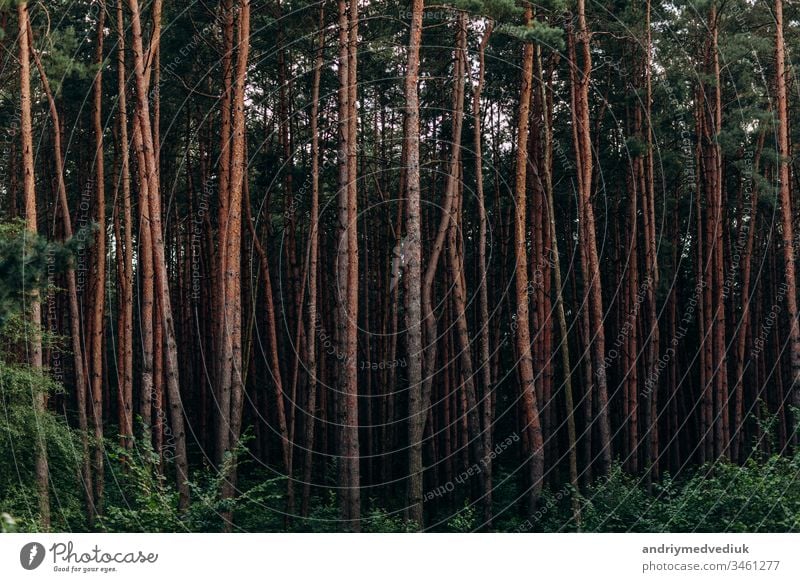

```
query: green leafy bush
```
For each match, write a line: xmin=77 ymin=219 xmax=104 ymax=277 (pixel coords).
xmin=0 ymin=361 xmax=85 ymax=532
xmin=99 ymin=439 xmax=285 ymax=533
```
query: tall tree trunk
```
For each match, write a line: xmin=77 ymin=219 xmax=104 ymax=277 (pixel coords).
xmin=443 ymin=12 xmax=484 ymax=525
xmin=149 ymin=1 xmax=164 ymax=467
xmin=569 ymin=0 xmax=611 ymax=471
xmin=537 ymin=43 xmax=579 ymax=518
xmin=775 ymin=0 xmax=800 ymax=434
xmin=403 ymin=0 xmax=425 ymax=529
xmin=335 ymin=0 xmax=361 ymax=530
xmin=90 ymin=0 xmax=107 ymax=513
xmin=225 ymin=0 xmax=251 ymax=478
xmin=514 ymin=7 xmax=545 ymax=514
xmin=344 ymin=0 xmax=361 ymax=530
xmin=711 ymin=5 xmax=729 ymax=460
xmin=216 ymin=0 xmax=235 ymax=467
xmin=473 ymin=20 xmax=494 ymax=528
xmin=420 ymin=11 xmax=466 ymax=442
xmin=302 ymin=3 xmax=326 ymax=518
xmin=115 ymin=0 xmax=134 ymax=454
xmin=698 ymin=3 xmax=729 ymax=459
xmin=128 ymin=0 xmax=190 ymax=509
xmin=18 ymin=0 xmax=50 ymax=529
xmin=694 ymin=94 xmax=712 ymax=463
xmin=641 ymin=0 xmax=660 ymax=482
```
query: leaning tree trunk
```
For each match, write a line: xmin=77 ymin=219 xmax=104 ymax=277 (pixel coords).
xmin=443 ymin=12 xmax=484 ymax=525
xmin=27 ymin=20 xmax=95 ymax=522
xmin=128 ymin=0 xmax=190 ymax=510
xmin=570 ymin=0 xmax=611 ymax=471
xmin=420 ymin=10 xmax=467 ymax=441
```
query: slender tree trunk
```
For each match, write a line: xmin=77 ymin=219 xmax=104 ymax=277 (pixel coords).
xmin=335 ymin=0 xmax=350 ymax=523
xmin=215 ymin=0 xmax=252 ymax=528
xmin=151 ymin=0 xmax=161 ymax=171
xmin=513 ymin=7 xmax=545 ymax=514
xmin=694 ymin=94 xmax=712 ymax=463
xmin=536 ymin=43 xmax=579 ymax=519
xmin=334 ymin=0 xmax=361 ymax=530
xmin=641 ymin=0 xmax=660 ymax=482
xmin=443 ymin=12 xmax=484 ymax=525
xmin=302 ymin=3 xmax=325 ymax=518
xmin=733 ymin=129 xmax=764 ymax=461
xmin=115 ymin=0 xmax=134 ymax=454
xmin=344 ymin=0 xmax=361 ymax=530
xmin=473 ymin=20 xmax=494 ymax=528
xmin=421 ymin=12 xmax=466 ymax=432
xmin=246 ymin=211 xmax=291 ymax=474
xmin=698 ymin=3 xmax=729 ymax=459
xmin=90 ymin=1 xmax=107 ymax=513
xmin=132 ymin=120 xmax=155 ymax=447
xmin=775 ymin=0 xmax=800 ymax=436
xmin=153 ymin=294 xmax=164 ymax=463
xmin=711 ymin=6 xmax=729 ymax=459
xmin=149 ymin=0 xmax=165 ymax=469
xmin=403 ymin=0 xmax=425 ymax=529
xmin=624 ymin=154 xmax=640 ymax=473
xmin=216 ymin=0 xmax=235 ymax=466
xmin=18 ymin=0 xmax=50 ymax=529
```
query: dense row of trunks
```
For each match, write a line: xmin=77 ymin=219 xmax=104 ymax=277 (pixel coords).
xmin=8 ymin=0 xmax=799 ymax=531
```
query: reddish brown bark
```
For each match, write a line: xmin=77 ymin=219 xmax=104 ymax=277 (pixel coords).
xmin=128 ymin=0 xmax=190 ymax=509
xmin=774 ymin=0 xmax=800 ymax=432
xmin=514 ymin=7 xmax=545 ymax=514
xmin=18 ymin=0 xmax=50 ymax=529
xmin=89 ymin=0 xmax=106 ymax=513
xmin=569 ymin=1 xmax=611 ymax=472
